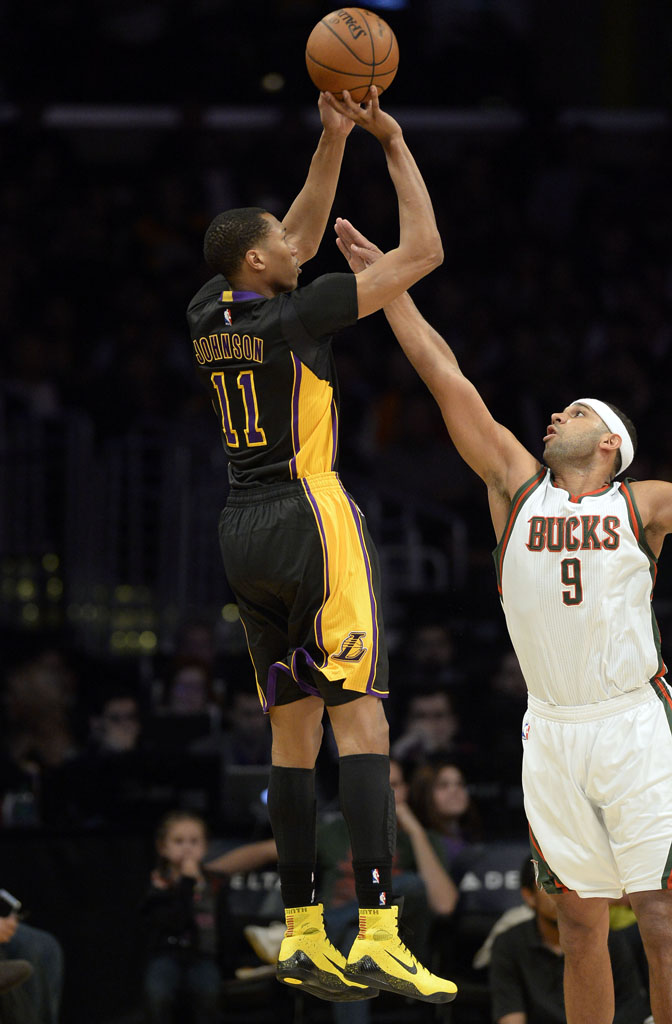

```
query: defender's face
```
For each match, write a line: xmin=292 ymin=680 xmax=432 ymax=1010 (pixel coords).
xmin=543 ymin=403 xmax=606 ymax=465
xmin=258 ymin=214 xmax=300 ymax=292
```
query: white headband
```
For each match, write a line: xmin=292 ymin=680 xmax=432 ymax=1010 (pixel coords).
xmin=572 ymin=398 xmax=634 ymax=474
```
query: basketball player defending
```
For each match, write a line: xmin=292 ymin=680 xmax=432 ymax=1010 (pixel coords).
xmin=334 ymin=217 xmax=672 ymax=1024
xmin=186 ymin=91 xmax=456 ymax=1004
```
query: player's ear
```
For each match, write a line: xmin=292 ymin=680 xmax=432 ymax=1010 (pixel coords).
xmin=600 ymin=434 xmax=621 ymax=454
xmin=244 ymin=248 xmax=266 ymax=272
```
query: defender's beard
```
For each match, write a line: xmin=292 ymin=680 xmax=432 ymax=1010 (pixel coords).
xmin=543 ymin=427 xmax=604 ymax=475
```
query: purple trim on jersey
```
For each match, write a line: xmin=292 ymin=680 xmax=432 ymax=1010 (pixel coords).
xmin=264 ymin=663 xmax=280 ymax=710
xmin=227 ymin=290 xmax=264 ymax=302
xmin=289 ymin=354 xmax=302 ymax=480
xmin=342 ymin=487 xmax=379 ymax=693
xmin=291 ymin=649 xmax=323 ymax=695
xmin=266 ymin=659 xmax=322 ymax=709
xmin=302 ymin=479 xmax=331 ymax=665
xmin=330 ymin=399 xmax=338 ymax=470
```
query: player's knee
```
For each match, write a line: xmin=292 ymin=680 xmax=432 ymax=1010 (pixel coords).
xmin=633 ymin=897 xmax=672 ymax=960
xmin=272 ymin=720 xmax=323 ymax=766
xmin=558 ymin=914 xmax=608 ymax=959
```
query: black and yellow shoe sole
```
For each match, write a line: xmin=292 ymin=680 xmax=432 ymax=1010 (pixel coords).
xmin=345 ymin=955 xmax=458 ymax=1004
xmin=277 ymin=949 xmax=379 ymax=1002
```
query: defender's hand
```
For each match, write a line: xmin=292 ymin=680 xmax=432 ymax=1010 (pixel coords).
xmin=335 ymin=217 xmax=384 ymax=274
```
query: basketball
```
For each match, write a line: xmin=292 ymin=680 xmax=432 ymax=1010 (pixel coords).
xmin=305 ymin=7 xmax=399 ymax=104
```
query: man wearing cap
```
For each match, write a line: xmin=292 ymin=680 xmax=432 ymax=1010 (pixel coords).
xmin=333 ymin=217 xmax=672 ymax=1024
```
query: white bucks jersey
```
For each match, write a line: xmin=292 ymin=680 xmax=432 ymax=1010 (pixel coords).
xmin=494 ymin=468 xmax=665 ymax=706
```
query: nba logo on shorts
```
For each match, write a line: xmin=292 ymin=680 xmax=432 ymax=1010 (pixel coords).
xmin=522 ymin=721 xmax=531 ymax=740
xmin=371 ymin=868 xmax=380 ymax=884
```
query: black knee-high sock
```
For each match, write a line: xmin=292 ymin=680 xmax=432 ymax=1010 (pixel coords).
xmin=267 ymin=765 xmax=317 ymax=908
xmin=339 ymin=753 xmax=395 ymax=909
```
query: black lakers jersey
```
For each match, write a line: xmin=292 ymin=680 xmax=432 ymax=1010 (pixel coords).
xmin=186 ymin=272 xmax=358 ymax=486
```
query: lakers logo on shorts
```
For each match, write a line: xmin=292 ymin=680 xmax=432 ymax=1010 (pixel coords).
xmin=333 ymin=631 xmax=368 ymax=662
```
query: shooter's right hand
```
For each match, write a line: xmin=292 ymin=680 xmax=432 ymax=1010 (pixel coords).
xmin=322 ymin=86 xmax=402 ymax=145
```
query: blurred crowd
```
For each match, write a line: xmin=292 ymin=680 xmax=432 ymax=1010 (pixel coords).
xmin=0 ymin=612 xmax=527 ymax=838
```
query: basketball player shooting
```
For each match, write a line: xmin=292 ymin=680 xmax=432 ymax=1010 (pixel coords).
xmin=187 ymin=88 xmax=457 ymax=1004
xmin=334 ymin=217 xmax=672 ymax=1024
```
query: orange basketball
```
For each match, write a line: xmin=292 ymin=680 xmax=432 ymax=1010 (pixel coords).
xmin=305 ymin=7 xmax=399 ymax=104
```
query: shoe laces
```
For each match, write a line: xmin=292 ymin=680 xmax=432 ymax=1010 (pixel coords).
xmin=393 ymin=936 xmax=418 ymax=965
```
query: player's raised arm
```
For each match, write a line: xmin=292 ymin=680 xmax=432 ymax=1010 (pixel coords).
xmin=281 ymin=93 xmax=355 ymax=266
xmin=383 ymin=292 xmax=536 ymax=490
xmin=335 ymin=218 xmax=537 ymax=509
xmin=324 ymin=88 xmax=443 ymax=317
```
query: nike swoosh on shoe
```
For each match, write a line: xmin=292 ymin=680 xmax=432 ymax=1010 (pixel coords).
xmin=387 ymin=953 xmax=418 ymax=975
xmin=324 ymin=955 xmax=368 ymax=986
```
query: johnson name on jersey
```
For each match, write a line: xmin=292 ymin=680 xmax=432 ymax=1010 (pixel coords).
xmin=186 ymin=273 xmax=357 ymax=487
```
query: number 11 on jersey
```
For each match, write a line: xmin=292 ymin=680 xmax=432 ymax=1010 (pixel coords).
xmin=211 ymin=370 xmax=267 ymax=448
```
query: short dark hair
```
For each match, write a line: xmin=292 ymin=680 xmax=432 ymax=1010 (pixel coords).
xmin=203 ymin=207 xmax=270 ymax=279
xmin=603 ymin=401 xmax=637 ymax=475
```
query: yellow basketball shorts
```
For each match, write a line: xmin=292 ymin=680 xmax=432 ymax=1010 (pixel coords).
xmin=219 ymin=472 xmax=389 ymax=711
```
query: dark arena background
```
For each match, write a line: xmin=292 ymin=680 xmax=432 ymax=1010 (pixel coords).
xmin=1 ymin=2 xmax=671 ymax=1022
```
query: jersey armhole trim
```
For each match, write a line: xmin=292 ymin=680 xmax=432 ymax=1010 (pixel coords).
xmin=493 ymin=468 xmax=547 ymax=596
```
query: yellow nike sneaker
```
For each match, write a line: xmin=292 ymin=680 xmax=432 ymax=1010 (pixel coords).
xmin=276 ymin=903 xmax=378 ymax=1002
xmin=344 ymin=905 xmax=458 ymax=1003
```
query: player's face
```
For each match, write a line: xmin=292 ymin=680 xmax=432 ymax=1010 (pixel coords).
xmin=543 ymin=403 xmax=607 ymax=470
xmin=258 ymin=214 xmax=300 ymax=292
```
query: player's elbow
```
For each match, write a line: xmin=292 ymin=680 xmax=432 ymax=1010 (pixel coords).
xmin=407 ymin=230 xmax=443 ymax=276
xmin=428 ymin=231 xmax=444 ymax=269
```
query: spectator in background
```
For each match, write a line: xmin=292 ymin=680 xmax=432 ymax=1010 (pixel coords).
xmin=94 ymin=690 xmax=142 ymax=751
xmin=0 ymin=891 xmax=64 ymax=1024
xmin=146 ymin=659 xmax=222 ymax=754
xmin=149 ymin=619 xmax=225 ymax=713
xmin=483 ymin=647 xmax=530 ymax=781
xmin=48 ymin=687 xmax=148 ymax=828
xmin=218 ymin=684 xmax=272 ymax=768
xmin=0 ymin=959 xmax=37 ymax=1024
xmin=395 ymin=614 xmax=466 ymax=692
xmin=164 ymin=660 xmax=218 ymax=719
xmin=172 ymin=620 xmax=219 ymax=677
xmin=488 ymin=857 xmax=650 ymax=1024
xmin=390 ymin=688 xmax=476 ymax=768
xmin=0 ymin=959 xmax=32 ymax=994
xmin=3 ymin=930 xmax=63 ymax=1024
xmin=1 ymin=651 xmax=80 ymax=827
xmin=409 ymin=761 xmax=482 ymax=869
xmin=141 ymin=809 xmax=222 ymax=1024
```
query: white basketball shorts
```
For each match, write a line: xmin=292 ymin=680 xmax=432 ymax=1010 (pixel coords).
xmin=522 ymin=682 xmax=672 ymax=898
